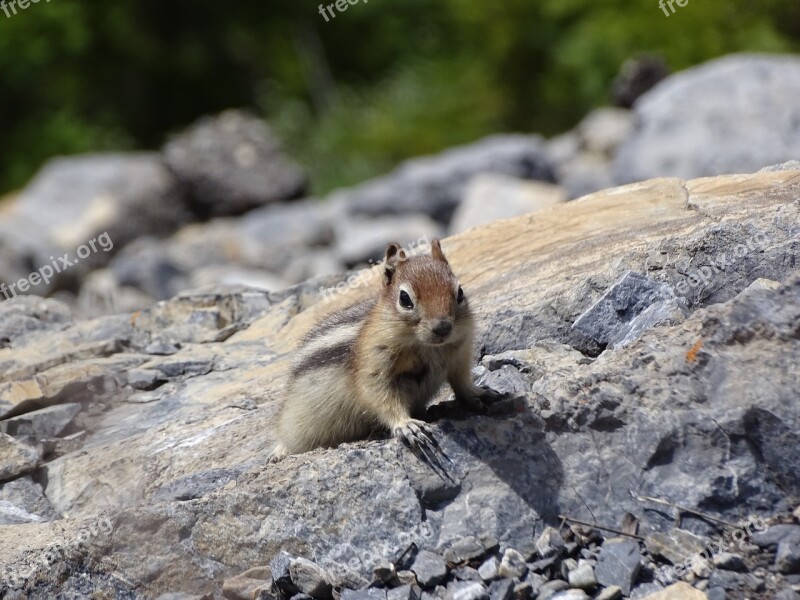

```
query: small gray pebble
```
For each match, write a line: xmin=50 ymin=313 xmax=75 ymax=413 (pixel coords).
xmin=341 ymin=590 xmax=387 ymax=600
xmin=487 ymin=578 xmax=514 ymax=600
xmin=549 ymin=590 xmax=589 ymax=600
xmin=566 ymin=560 xmax=597 ymax=590
xmin=776 ymin=541 xmax=800 ymax=574
xmin=478 ymin=556 xmax=500 ymax=582
xmin=498 ymin=549 xmax=527 ymax=580
xmin=444 ymin=581 xmax=488 ymax=600
xmin=374 ymin=559 xmax=397 ymax=583
xmin=712 ymin=553 xmax=746 ymax=572
xmin=536 ymin=528 xmax=565 ymax=559
xmin=594 ymin=586 xmax=622 ymax=600
xmin=706 ymin=587 xmax=727 ymax=600
xmin=388 ymin=585 xmax=421 ymax=600
xmin=537 ymin=579 xmax=569 ymax=600
xmin=290 ymin=558 xmax=333 ymax=599
xmin=411 ymin=551 xmax=449 ymax=589
xmin=452 ymin=566 xmax=482 ymax=582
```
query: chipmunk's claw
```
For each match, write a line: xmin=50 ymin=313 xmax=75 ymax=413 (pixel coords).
xmin=394 ymin=419 xmax=456 ymax=482
xmin=267 ymin=443 xmax=288 ymax=463
xmin=394 ymin=419 xmax=436 ymax=455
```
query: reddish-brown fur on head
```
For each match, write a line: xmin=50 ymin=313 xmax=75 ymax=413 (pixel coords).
xmin=382 ymin=239 xmax=467 ymax=346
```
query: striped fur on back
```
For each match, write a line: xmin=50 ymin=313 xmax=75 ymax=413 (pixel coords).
xmin=290 ymin=298 xmax=376 ymax=377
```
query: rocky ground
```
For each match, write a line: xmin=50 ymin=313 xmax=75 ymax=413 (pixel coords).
xmin=0 ymin=53 xmax=799 ymax=600
xmin=0 ymin=166 xmax=799 ymax=599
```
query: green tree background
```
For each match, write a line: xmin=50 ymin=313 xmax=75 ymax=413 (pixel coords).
xmin=0 ymin=0 xmax=798 ymax=195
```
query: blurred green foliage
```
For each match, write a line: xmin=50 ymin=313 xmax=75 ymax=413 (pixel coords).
xmin=0 ymin=0 xmax=798 ymax=195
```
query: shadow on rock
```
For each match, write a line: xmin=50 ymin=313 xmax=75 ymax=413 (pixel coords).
xmin=413 ymin=399 xmax=563 ymax=558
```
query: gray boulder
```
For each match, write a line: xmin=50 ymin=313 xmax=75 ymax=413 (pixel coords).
xmin=0 ymin=153 xmax=186 ymax=297
xmin=0 ymin=296 xmax=72 ymax=348
xmin=76 ymin=199 xmax=340 ymax=314
xmin=0 ymin=403 xmax=82 ymax=443
xmin=163 ymin=110 xmax=307 ymax=217
xmin=449 ymin=174 xmax=564 ymax=235
xmin=571 ymin=271 xmax=688 ymax=352
xmin=0 ymin=476 xmax=56 ymax=525
xmin=615 ymin=54 xmax=800 ymax=183
xmin=335 ymin=215 xmax=442 ymax=267
xmin=330 ymin=134 xmax=555 ymax=224
xmin=546 ymin=108 xmax=632 ymax=199
xmin=0 ymin=433 xmax=39 ymax=481
xmin=594 ymin=540 xmax=641 ymax=596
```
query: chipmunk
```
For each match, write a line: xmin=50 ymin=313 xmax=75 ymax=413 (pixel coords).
xmin=269 ymin=239 xmax=499 ymax=462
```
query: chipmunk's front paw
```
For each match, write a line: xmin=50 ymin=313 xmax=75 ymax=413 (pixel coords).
xmin=268 ymin=443 xmax=288 ymax=463
xmin=478 ymin=385 xmax=506 ymax=404
xmin=458 ymin=385 xmax=505 ymax=413
xmin=392 ymin=419 xmax=455 ymax=481
xmin=393 ymin=419 xmax=437 ymax=451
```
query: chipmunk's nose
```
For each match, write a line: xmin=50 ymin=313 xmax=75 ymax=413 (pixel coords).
xmin=431 ymin=319 xmax=453 ymax=338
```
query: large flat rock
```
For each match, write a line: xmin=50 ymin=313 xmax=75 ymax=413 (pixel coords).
xmin=0 ymin=169 xmax=798 ymax=597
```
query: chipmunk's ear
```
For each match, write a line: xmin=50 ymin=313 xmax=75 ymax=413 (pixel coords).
xmin=383 ymin=242 xmax=405 ymax=285
xmin=431 ymin=238 xmax=448 ymax=264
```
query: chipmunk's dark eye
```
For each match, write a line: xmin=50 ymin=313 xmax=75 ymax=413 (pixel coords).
xmin=457 ymin=286 xmax=465 ymax=303
xmin=399 ymin=290 xmax=414 ymax=309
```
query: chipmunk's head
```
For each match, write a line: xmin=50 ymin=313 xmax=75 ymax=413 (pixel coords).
xmin=382 ymin=238 xmax=470 ymax=346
